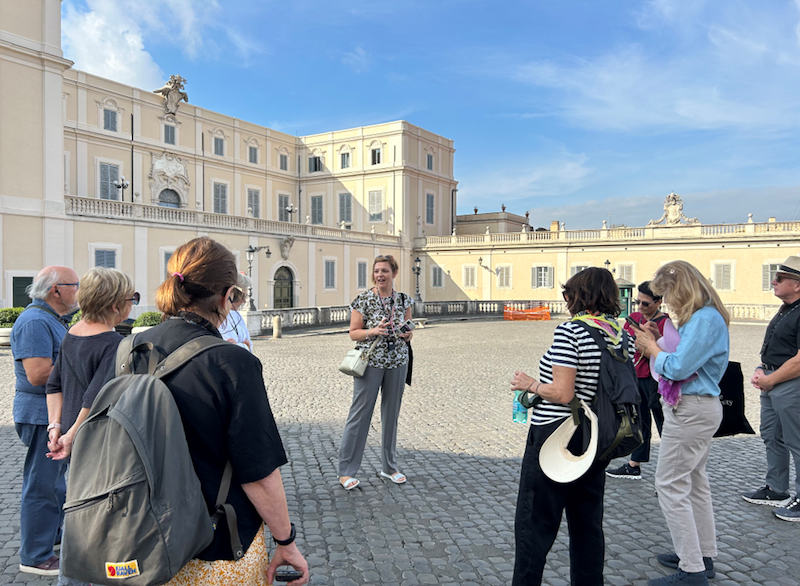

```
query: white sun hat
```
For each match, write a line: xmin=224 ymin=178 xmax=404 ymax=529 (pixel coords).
xmin=539 ymin=399 xmax=598 ymax=483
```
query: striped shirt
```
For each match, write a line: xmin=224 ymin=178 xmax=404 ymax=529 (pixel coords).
xmin=532 ymin=320 xmax=636 ymax=425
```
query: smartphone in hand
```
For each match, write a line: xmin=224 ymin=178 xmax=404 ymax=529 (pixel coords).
xmin=275 ymin=569 xmax=304 ymax=582
xmin=625 ymin=316 xmax=643 ymax=330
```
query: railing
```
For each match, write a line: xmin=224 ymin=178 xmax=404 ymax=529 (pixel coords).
xmin=416 ymin=299 xmax=569 ymax=318
xmin=258 ymin=305 xmax=352 ymax=332
xmin=420 ymin=220 xmax=800 ymax=249
xmin=65 ymin=196 xmax=402 ymax=245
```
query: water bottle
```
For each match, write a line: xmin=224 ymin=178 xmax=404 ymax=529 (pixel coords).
xmin=513 ymin=390 xmax=528 ymax=424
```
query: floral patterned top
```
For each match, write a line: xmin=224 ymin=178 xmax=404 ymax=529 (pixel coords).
xmin=351 ymin=288 xmax=414 ymax=369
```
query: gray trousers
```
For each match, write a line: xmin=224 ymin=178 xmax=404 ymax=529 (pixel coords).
xmin=760 ymin=373 xmax=800 ymax=496
xmin=655 ymin=395 xmax=722 ymax=574
xmin=339 ymin=364 xmax=408 ymax=478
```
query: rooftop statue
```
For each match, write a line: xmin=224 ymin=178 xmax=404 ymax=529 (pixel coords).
xmin=153 ymin=75 xmax=188 ymax=115
xmin=647 ymin=192 xmax=699 ymax=226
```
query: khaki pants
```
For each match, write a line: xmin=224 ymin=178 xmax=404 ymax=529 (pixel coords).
xmin=655 ymin=395 xmax=722 ymax=574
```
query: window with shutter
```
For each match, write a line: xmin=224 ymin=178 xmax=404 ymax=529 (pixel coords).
xmin=279 ymin=194 xmax=290 ymax=222
xmin=99 ymin=163 xmax=119 ymax=200
xmin=213 ymin=183 xmax=227 ymax=214
xmin=311 ymin=196 xmax=323 ymax=224
xmin=248 ymin=146 xmax=258 ymax=164
xmin=279 ymin=154 xmax=288 ymax=171
xmin=308 ymin=156 xmax=322 ymax=172
xmin=432 ymin=267 xmax=444 ymax=288
xmin=371 ymin=148 xmax=381 ymax=165
xmin=341 ymin=152 xmax=350 ymax=169
xmin=339 ymin=193 xmax=352 ymax=224
xmin=714 ymin=263 xmax=732 ymax=291
xmin=357 ymin=262 xmax=367 ymax=289
xmin=763 ymin=264 xmax=780 ymax=290
xmin=94 ymin=249 xmax=116 ymax=268
xmin=498 ymin=266 xmax=512 ymax=288
xmin=324 ymin=260 xmax=336 ymax=289
xmin=463 ymin=266 xmax=476 ymax=288
xmin=619 ymin=264 xmax=634 ymax=282
xmin=427 ymin=153 xmax=434 ymax=170
xmin=164 ymin=250 xmax=174 ymax=280
xmin=571 ymin=265 xmax=589 ymax=276
xmin=164 ymin=125 xmax=175 ymax=145
xmin=426 ymin=193 xmax=435 ymax=224
xmin=247 ymin=189 xmax=260 ymax=218
xmin=214 ymin=137 xmax=224 ymax=156
xmin=103 ymin=109 xmax=117 ymax=131
xmin=368 ymin=191 xmax=383 ymax=221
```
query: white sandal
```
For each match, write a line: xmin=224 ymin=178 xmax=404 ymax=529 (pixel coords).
xmin=340 ymin=477 xmax=360 ymax=490
xmin=379 ymin=470 xmax=407 ymax=484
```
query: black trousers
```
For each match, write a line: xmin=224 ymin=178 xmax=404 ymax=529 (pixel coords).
xmin=513 ymin=420 xmax=606 ymax=586
xmin=630 ymin=375 xmax=664 ymax=463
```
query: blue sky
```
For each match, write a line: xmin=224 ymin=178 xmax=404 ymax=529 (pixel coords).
xmin=61 ymin=0 xmax=800 ymax=230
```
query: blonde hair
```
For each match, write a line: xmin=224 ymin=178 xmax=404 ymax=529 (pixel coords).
xmin=155 ymin=237 xmax=238 ymax=321
xmin=77 ymin=267 xmax=134 ymax=323
xmin=650 ymin=261 xmax=730 ymax=327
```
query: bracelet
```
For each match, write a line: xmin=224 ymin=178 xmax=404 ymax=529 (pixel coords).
xmin=273 ymin=523 xmax=296 ymax=546
xmin=47 ymin=423 xmax=61 ymax=432
xmin=535 ymin=382 xmax=541 ymax=394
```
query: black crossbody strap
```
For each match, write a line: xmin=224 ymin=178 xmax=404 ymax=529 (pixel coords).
xmin=26 ymin=304 xmax=69 ymax=330
xmin=211 ymin=461 xmax=243 ymax=560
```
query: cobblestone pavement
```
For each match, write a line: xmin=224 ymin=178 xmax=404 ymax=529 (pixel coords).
xmin=0 ymin=320 xmax=797 ymax=586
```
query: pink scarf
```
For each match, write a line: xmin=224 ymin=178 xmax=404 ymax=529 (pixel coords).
xmin=649 ymin=320 xmax=698 ymax=406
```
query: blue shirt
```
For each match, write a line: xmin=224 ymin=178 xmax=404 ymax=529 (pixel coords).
xmin=11 ymin=300 xmax=69 ymax=424
xmin=654 ymin=305 xmax=729 ymax=397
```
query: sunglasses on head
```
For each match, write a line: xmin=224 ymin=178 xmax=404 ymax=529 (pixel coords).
xmin=126 ymin=292 xmax=140 ymax=305
xmin=775 ymin=274 xmax=800 ymax=283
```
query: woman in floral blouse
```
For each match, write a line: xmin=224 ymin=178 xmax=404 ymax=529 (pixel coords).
xmin=338 ymin=255 xmax=414 ymax=490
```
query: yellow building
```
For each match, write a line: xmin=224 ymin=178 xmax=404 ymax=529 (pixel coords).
xmin=0 ymin=0 xmax=457 ymax=314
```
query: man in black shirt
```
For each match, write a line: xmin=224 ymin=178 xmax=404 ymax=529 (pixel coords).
xmin=743 ymin=255 xmax=800 ymax=522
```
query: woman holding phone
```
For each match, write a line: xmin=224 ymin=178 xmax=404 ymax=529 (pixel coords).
xmin=338 ymin=255 xmax=414 ymax=490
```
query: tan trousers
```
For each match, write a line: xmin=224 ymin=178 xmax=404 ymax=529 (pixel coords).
xmin=655 ymin=395 xmax=722 ymax=574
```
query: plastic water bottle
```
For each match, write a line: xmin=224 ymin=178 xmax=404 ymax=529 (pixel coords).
xmin=513 ymin=391 xmax=528 ymax=424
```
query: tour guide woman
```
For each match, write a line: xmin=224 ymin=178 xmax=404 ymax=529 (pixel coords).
xmin=339 ymin=254 xmax=414 ymax=490
xmin=634 ymin=261 xmax=729 ymax=586
xmin=510 ymin=267 xmax=634 ymax=585
xmin=127 ymin=237 xmax=308 ymax=586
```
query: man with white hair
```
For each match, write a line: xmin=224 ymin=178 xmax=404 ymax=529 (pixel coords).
xmin=744 ymin=255 xmax=800 ymax=522
xmin=11 ymin=266 xmax=79 ymax=575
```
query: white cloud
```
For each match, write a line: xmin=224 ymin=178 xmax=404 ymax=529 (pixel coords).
xmin=61 ymin=0 xmax=263 ymax=88
xmin=341 ymin=46 xmax=374 ymax=73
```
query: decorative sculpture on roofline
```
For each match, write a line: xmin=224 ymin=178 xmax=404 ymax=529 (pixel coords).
xmin=647 ymin=192 xmax=699 ymax=226
xmin=153 ymin=75 xmax=188 ymax=115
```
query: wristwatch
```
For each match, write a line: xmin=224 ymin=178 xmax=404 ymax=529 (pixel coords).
xmin=273 ymin=523 xmax=296 ymax=546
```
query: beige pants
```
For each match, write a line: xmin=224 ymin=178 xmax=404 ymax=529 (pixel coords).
xmin=165 ymin=526 xmax=270 ymax=586
xmin=655 ymin=395 xmax=722 ymax=574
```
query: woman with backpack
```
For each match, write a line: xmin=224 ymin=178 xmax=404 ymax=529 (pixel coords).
xmin=125 ymin=237 xmax=307 ymax=586
xmin=509 ymin=267 xmax=635 ymax=586
xmin=634 ymin=261 xmax=729 ymax=586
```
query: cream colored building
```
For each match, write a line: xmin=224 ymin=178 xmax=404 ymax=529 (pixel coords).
xmin=0 ymin=0 xmax=457 ymax=315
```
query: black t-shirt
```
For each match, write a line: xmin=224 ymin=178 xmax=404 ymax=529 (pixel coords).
xmin=127 ymin=316 xmax=288 ymax=561
xmin=761 ymin=298 xmax=800 ymax=368
xmin=45 ymin=330 xmax=123 ymax=431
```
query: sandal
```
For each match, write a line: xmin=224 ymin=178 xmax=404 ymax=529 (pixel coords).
xmin=379 ymin=470 xmax=407 ymax=484
xmin=339 ymin=477 xmax=360 ymax=490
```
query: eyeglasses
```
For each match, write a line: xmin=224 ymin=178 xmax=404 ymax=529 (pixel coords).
xmin=51 ymin=283 xmax=79 ymax=289
xmin=230 ymin=286 xmax=244 ymax=304
xmin=126 ymin=292 xmax=140 ymax=305
xmin=774 ymin=274 xmax=800 ymax=284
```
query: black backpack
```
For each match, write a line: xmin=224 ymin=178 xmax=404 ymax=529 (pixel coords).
xmin=522 ymin=320 xmax=643 ymax=462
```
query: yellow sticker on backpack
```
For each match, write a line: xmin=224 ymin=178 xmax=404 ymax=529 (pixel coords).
xmin=105 ymin=560 xmax=140 ymax=579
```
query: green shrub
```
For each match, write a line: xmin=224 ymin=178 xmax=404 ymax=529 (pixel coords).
xmin=0 ymin=307 xmax=25 ymax=328
xmin=132 ymin=311 xmax=162 ymax=327
xmin=69 ymin=310 xmax=82 ymax=327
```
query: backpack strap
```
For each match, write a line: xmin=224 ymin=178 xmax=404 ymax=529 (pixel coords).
xmin=572 ymin=319 xmax=630 ymax=363
xmin=25 ymin=304 xmax=69 ymax=330
xmin=153 ymin=336 xmax=231 ymax=380
xmin=211 ymin=462 xmax=244 ymax=560
xmin=115 ymin=333 xmax=160 ymax=376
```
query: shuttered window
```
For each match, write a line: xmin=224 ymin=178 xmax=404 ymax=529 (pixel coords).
xmin=532 ymin=266 xmax=554 ymax=288
xmin=570 ymin=265 xmax=589 ymax=276
xmin=247 ymin=188 xmax=260 ymax=218
xmin=426 ymin=193 xmax=435 ymax=225
xmin=432 ymin=267 xmax=444 ymax=288
xmin=213 ymin=183 xmax=227 ymax=214
xmin=618 ymin=264 xmax=634 ymax=282
xmin=371 ymin=148 xmax=381 ymax=165
xmin=339 ymin=193 xmax=352 ymax=225
xmin=308 ymin=156 xmax=322 ymax=172
xmin=99 ymin=163 xmax=119 ymax=200
xmin=164 ymin=125 xmax=175 ymax=145
xmin=427 ymin=153 xmax=434 ymax=170
xmin=341 ymin=152 xmax=350 ymax=169
xmin=279 ymin=154 xmax=288 ymax=171
xmin=311 ymin=196 xmax=323 ymax=224
xmin=763 ymin=264 xmax=780 ymax=290
xmin=463 ymin=266 xmax=476 ymax=288
xmin=714 ymin=263 xmax=733 ymax=291
xmin=324 ymin=260 xmax=336 ymax=289
xmin=279 ymin=194 xmax=290 ymax=222
xmin=248 ymin=146 xmax=258 ymax=164
xmin=103 ymin=109 xmax=117 ymax=131
xmin=95 ymin=249 xmax=116 ymax=268
xmin=213 ymin=137 xmax=224 ymax=156
xmin=357 ymin=261 xmax=367 ymax=289
xmin=497 ymin=266 xmax=512 ymax=288
xmin=368 ymin=191 xmax=383 ymax=222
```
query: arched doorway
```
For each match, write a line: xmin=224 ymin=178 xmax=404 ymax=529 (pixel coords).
xmin=274 ymin=267 xmax=294 ymax=308
xmin=158 ymin=188 xmax=181 ymax=208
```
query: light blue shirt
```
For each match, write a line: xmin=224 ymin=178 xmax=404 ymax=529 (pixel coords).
xmin=654 ymin=305 xmax=729 ymax=397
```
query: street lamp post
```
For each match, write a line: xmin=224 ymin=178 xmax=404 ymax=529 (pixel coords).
xmin=113 ymin=176 xmax=130 ymax=201
xmin=604 ymin=259 xmax=611 ymax=272
xmin=285 ymin=203 xmax=298 ymax=221
xmin=412 ymin=256 xmax=422 ymax=302
xmin=245 ymin=245 xmax=272 ymax=311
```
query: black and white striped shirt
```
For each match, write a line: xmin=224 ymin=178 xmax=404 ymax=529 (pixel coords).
xmin=532 ymin=320 xmax=636 ymax=425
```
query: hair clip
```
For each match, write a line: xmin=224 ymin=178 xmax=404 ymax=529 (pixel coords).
xmin=669 ymin=269 xmax=676 ymax=275
xmin=172 ymin=272 xmax=185 ymax=282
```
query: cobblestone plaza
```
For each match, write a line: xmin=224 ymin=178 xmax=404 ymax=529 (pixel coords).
xmin=0 ymin=320 xmax=796 ymax=586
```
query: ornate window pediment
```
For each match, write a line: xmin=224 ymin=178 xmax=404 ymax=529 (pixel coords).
xmin=148 ymin=152 xmax=190 ymax=208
